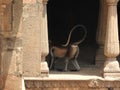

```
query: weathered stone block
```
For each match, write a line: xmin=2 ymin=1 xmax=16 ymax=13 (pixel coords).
xmin=0 ymin=1 xmax=12 ymax=32
xmin=22 ymin=3 xmax=41 ymax=77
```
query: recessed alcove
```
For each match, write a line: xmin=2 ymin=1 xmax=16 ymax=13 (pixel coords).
xmin=47 ymin=0 xmax=99 ymax=70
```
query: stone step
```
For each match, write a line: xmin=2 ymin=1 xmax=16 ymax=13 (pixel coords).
xmin=24 ymin=74 xmax=120 ymax=90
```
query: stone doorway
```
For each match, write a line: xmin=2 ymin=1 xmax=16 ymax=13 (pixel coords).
xmin=47 ymin=0 xmax=99 ymax=70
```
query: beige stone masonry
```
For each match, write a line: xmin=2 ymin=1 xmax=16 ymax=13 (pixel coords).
xmin=0 ymin=0 xmax=12 ymax=32
xmin=22 ymin=2 xmax=41 ymax=77
xmin=22 ymin=0 xmax=49 ymax=77
xmin=0 ymin=0 xmax=23 ymax=90
xmin=23 ymin=0 xmax=36 ymax=4
xmin=0 ymin=0 xmax=23 ymax=76
xmin=39 ymin=0 xmax=49 ymax=76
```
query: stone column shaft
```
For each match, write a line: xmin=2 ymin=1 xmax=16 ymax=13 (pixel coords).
xmin=38 ymin=0 xmax=49 ymax=76
xmin=0 ymin=0 xmax=23 ymax=89
xmin=22 ymin=0 xmax=49 ymax=77
xmin=104 ymin=0 xmax=120 ymax=78
xmin=22 ymin=0 xmax=41 ymax=77
xmin=96 ymin=0 xmax=107 ymax=66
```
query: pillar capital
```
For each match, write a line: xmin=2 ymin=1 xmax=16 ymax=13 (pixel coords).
xmin=105 ymin=0 xmax=119 ymax=5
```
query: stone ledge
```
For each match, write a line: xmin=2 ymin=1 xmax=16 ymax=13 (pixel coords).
xmin=24 ymin=78 xmax=120 ymax=89
xmin=103 ymin=72 xmax=120 ymax=79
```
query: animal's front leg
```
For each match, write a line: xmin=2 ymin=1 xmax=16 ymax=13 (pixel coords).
xmin=64 ymin=58 xmax=69 ymax=71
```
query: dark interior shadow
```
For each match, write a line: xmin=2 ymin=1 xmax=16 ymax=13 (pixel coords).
xmin=47 ymin=0 xmax=99 ymax=70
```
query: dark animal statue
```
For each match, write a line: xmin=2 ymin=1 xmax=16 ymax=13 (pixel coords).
xmin=46 ymin=25 xmax=87 ymax=71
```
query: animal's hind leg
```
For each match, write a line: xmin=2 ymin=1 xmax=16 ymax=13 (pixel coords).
xmin=71 ymin=46 xmax=80 ymax=71
xmin=71 ymin=59 xmax=80 ymax=71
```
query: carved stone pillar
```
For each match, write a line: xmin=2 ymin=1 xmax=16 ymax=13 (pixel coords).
xmin=104 ymin=0 xmax=120 ymax=78
xmin=22 ymin=0 xmax=49 ymax=77
xmin=0 ymin=0 xmax=23 ymax=89
xmin=22 ymin=0 xmax=41 ymax=77
xmin=39 ymin=0 xmax=49 ymax=76
xmin=96 ymin=0 xmax=107 ymax=67
xmin=0 ymin=0 xmax=12 ymax=32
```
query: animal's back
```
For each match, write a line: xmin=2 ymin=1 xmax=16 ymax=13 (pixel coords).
xmin=52 ymin=47 xmax=67 ymax=58
xmin=67 ymin=45 xmax=79 ymax=59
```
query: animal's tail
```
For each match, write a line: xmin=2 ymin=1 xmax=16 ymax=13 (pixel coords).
xmin=62 ymin=24 xmax=87 ymax=47
xmin=49 ymin=47 xmax=55 ymax=69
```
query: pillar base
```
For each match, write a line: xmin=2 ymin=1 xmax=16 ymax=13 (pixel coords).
xmin=103 ymin=72 xmax=120 ymax=79
xmin=103 ymin=58 xmax=120 ymax=79
xmin=104 ymin=58 xmax=120 ymax=72
xmin=41 ymin=61 xmax=49 ymax=77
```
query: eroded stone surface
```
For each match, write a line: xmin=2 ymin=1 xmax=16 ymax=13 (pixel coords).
xmin=0 ymin=75 xmax=22 ymax=90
